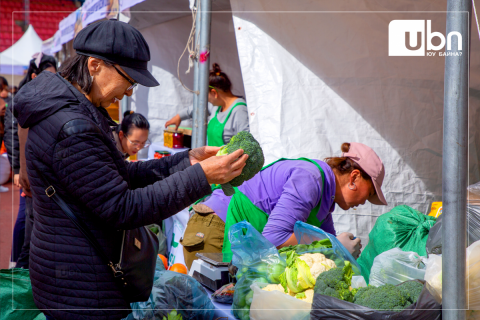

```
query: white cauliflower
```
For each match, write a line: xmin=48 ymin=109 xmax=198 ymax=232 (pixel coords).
xmin=299 ymin=289 xmax=315 ymax=304
xmin=298 ymin=253 xmax=336 ymax=279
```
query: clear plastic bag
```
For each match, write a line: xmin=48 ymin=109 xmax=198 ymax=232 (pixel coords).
xmin=424 ymin=239 xmax=480 ymax=309
xmin=423 ymin=254 xmax=442 ymax=299
xmin=369 ymin=248 xmax=427 ymax=287
xmin=293 ymin=221 xmax=362 ymax=274
xmin=249 ymin=282 xmax=311 ymax=320
xmin=229 ymin=221 xmax=361 ymax=320
xmin=351 ymin=276 xmax=367 ymax=289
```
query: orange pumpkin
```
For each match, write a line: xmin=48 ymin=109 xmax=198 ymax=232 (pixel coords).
xmin=158 ymin=254 xmax=168 ymax=270
xmin=168 ymin=263 xmax=188 ymax=274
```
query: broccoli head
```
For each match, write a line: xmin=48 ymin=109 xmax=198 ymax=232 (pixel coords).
xmin=397 ymin=281 xmax=423 ymax=304
xmin=313 ymin=261 xmax=355 ymax=302
xmin=353 ymin=284 xmax=409 ymax=311
xmin=216 ymin=131 xmax=265 ymax=196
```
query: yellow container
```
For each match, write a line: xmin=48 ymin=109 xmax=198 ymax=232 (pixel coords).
xmin=429 ymin=202 xmax=443 ymax=218
xmin=164 ymin=130 xmax=174 ymax=148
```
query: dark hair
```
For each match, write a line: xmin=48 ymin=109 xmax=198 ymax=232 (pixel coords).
xmin=59 ymin=54 xmax=112 ymax=94
xmin=117 ymin=111 xmax=150 ymax=135
xmin=324 ymin=143 xmax=372 ymax=181
xmin=209 ymin=63 xmax=232 ymax=92
xmin=0 ymin=76 xmax=8 ymax=90
xmin=18 ymin=54 xmax=57 ymax=90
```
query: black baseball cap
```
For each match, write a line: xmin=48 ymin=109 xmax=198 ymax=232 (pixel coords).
xmin=73 ymin=19 xmax=159 ymax=87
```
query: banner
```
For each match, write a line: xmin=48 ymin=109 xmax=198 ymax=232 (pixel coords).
xmin=59 ymin=9 xmax=78 ymax=45
xmin=81 ymin=0 xmax=109 ymax=27
xmin=51 ymin=30 xmax=62 ymax=54
xmin=41 ymin=36 xmax=55 ymax=55
xmin=119 ymin=0 xmax=145 ymax=11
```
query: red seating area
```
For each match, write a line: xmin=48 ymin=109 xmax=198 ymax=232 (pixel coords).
xmin=0 ymin=0 xmax=77 ymax=52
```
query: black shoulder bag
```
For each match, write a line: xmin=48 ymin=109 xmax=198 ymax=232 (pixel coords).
xmin=36 ymin=169 xmax=159 ymax=303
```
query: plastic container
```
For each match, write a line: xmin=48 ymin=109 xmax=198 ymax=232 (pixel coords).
xmin=154 ymin=151 xmax=171 ymax=159
xmin=164 ymin=130 xmax=184 ymax=148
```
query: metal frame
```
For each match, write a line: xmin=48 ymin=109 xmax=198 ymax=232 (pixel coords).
xmin=442 ymin=0 xmax=471 ymax=318
xmin=192 ymin=0 xmax=212 ymax=148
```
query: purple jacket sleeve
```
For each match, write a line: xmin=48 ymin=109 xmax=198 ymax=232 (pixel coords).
xmin=262 ymin=168 xmax=323 ymax=247
xmin=319 ymin=213 xmax=336 ymax=236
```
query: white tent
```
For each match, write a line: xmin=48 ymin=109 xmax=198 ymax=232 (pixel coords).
xmin=0 ymin=25 xmax=43 ymax=75
xmin=128 ymin=0 xmax=480 ymax=244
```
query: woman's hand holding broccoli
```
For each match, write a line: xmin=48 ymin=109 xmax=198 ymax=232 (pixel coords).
xmin=198 ymin=148 xmax=248 ymax=185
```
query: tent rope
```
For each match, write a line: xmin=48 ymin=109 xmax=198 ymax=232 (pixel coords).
xmin=177 ymin=0 xmax=200 ymax=94
xmin=473 ymin=0 xmax=480 ymax=41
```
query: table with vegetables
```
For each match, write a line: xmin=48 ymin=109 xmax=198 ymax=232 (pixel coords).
xmin=125 ymin=132 xmax=480 ymax=320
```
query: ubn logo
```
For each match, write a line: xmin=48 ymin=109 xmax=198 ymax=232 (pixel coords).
xmin=389 ymin=20 xmax=462 ymax=56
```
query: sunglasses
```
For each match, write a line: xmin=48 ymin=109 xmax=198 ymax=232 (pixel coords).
xmin=112 ymin=65 xmax=138 ymax=91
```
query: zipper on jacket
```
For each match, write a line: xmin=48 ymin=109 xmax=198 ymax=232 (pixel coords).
xmin=116 ymin=230 xmax=126 ymax=270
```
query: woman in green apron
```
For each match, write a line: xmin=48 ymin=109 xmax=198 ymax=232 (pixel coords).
xmin=165 ymin=63 xmax=249 ymax=146
xmin=181 ymin=142 xmax=388 ymax=269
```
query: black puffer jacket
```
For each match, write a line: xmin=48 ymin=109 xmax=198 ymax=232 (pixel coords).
xmin=3 ymin=96 xmax=20 ymax=173
xmin=14 ymin=71 xmax=212 ymax=320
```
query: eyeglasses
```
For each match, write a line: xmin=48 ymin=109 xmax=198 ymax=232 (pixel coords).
xmin=209 ymin=85 xmax=215 ymax=90
xmin=112 ymin=65 xmax=138 ymax=91
xmin=126 ymin=136 xmax=151 ymax=149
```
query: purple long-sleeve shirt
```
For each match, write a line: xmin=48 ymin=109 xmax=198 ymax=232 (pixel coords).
xmin=202 ymin=159 xmax=337 ymax=247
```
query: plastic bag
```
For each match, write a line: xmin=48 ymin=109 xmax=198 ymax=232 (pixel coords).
xmin=229 ymin=221 xmax=361 ymax=320
xmin=423 ymin=254 xmax=442 ymax=299
xmin=125 ymin=256 xmax=214 ymax=320
xmin=426 ymin=205 xmax=480 ymax=255
xmin=294 ymin=221 xmax=362 ymax=273
xmin=249 ymin=282 xmax=311 ymax=320
xmin=151 ymin=270 xmax=215 ymax=320
xmin=369 ymin=248 xmax=427 ymax=287
xmin=310 ymin=280 xmax=441 ymax=320
xmin=426 ymin=183 xmax=480 ymax=255
xmin=126 ymin=257 xmax=166 ymax=320
xmin=357 ymin=205 xmax=436 ymax=283
xmin=424 ymin=240 xmax=480 ymax=309
xmin=212 ymin=283 xmax=235 ymax=304
xmin=0 ymin=268 xmax=46 ymax=320
xmin=351 ymin=276 xmax=367 ymax=289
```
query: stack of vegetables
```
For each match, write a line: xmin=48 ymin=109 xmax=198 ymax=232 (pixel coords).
xmin=311 ymin=262 xmax=424 ymax=311
xmin=232 ymin=239 xmax=336 ymax=320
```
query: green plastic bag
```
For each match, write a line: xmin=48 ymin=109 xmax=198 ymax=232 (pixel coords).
xmin=0 ymin=268 xmax=46 ymax=320
xmin=357 ymin=205 xmax=436 ymax=284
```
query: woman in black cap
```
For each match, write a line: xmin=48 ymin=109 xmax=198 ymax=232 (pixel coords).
xmin=14 ymin=20 xmax=247 ymax=320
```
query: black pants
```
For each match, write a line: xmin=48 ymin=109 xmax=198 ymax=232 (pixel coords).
xmin=16 ymin=195 xmax=33 ymax=269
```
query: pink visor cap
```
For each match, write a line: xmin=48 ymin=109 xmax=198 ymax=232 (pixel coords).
xmin=342 ymin=142 xmax=387 ymax=206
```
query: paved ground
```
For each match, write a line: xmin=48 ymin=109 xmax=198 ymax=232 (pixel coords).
xmin=0 ymin=182 xmax=20 ymax=269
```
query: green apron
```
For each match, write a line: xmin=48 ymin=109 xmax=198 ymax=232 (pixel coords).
xmin=206 ymin=102 xmax=247 ymax=147
xmin=221 ymin=158 xmax=327 ymax=261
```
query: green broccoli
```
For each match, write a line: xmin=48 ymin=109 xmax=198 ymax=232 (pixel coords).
xmin=216 ymin=131 xmax=265 ymax=196
xmin=353 ymin=284 xmax=408 ymax=311
xmin=313 ymin=261 xmax=355 ymax=302
xmin=397 ymin=281 xmax=424 ymax=304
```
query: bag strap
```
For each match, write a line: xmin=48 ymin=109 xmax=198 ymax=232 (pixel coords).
xmin=35 ymin=168 xmax=119 ymax=275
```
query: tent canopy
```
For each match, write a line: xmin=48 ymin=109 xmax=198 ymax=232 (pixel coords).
xmin=0 ymin=25 xmax=43 ymax=75
xmin=128 ymin=0 xmax=480 ymax=244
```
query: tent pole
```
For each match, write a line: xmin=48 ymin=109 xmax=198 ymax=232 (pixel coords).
xmin=192 ymin=0 xmax=212 ymax=148
xmin=442 ymin=0 xmax=471 ymax=318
